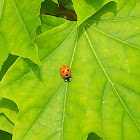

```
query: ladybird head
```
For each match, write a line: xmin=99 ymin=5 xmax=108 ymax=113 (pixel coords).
xmin=64 ymin=75 xmax=71 ymax=82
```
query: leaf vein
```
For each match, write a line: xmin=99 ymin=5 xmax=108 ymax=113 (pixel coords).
xmin=61 ymin=28 xmax=78 ymax=139
xmin=85 ymin=22 xmax=140 ymax=50
xmin=6 ymin=24 xmax=76 ymax=87
xmin=83 ymin=25 xmax=140 ymax=131
xmin=113 ymin=83 xmax=140 ymax=95
xmin=22 ymin=83 xmax=65 ymax=139
xmin=87 ymin=16 xmax=140 ymax=22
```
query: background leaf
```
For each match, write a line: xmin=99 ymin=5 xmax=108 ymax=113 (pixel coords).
xmin=0 ymin=113 xmax=14 ymax=134
xmin=0 ymin=98 xmax=19 ymax=123
xmin=0 ymin=34 xmax=8 ymax=70
xmin=41 ymin=0 xmax=57 ymax=15
xmin=52 ymin=0 xmax=58 ymax=4
xmin=71 ymin=0 xmax=117 ymax=26
xmin=37 ymin=15 xmax=67 ymax=35
xmin=0 ymin=54 xmax=18 ymax=81
xmin=59 ymin=0 xmax=74 ymax=11
xmin=0 ymin=0 xmax=4 ymax=18
xmin=0 ymin=0 xmax=44 ymax=66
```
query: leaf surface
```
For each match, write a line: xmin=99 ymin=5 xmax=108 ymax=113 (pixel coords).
xmin=0 ymin=0 xmax=4 ymax=18
xmin=0 ymin=0 xmax=43 ymax=66
xmin=0 ymin=0 xmax=140 ymax=140
xmin=0 ymin=113 xmax=14 ymax=134
xmin=71 ymin=0 xmax=117 ymax=26
xmin=0 ymin=98 xmax=19 ymax=123
xmin=59 ymin=0 xmax=74 ymax=11
xmin=0 ymin=54 xmax=18 ymax=81
xmin=0 ymin=34 xmax=8 ymax=70
xmin=37 ymin=15 xmax=67 ymax=35
xmin=41 ymin=0 xmax=57 ymax=15
xmin=52 ymin=0 xmax=58 ymax=4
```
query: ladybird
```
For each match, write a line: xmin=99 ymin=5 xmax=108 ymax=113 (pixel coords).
xmin=60 ymin=65 xmax=71 ymax=82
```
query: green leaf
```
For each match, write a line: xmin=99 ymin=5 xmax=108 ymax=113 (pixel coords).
xmin=59 ymin=0 xmax=74 ymax=11
xmin=0 ymin=0 xmax=140 ymax=139
xmin=0 ymin=98 xmax=19 ymax=123
xmin=0 ymin=113 xmax=14 ymax=134
xmin=0 ymin=54 xmax=18 ymax=81
xmin=0 ymin=34 xmax=8 ymax=70
xmin=72 ymin=0 xmax=117 ymax=26
xmin=41 ymin=0 xmax=57 ymax=15
xmin=37 ymin=15 xmax=68 ymax=35
xmin=52 ymin=0 xmax=58 ymax=4
xmin=0 ymin=0 xmax=43 ymax=66
xmin=0 ymin=0 xmax=4 ymax=18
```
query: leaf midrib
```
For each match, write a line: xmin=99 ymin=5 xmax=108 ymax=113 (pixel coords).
xmin=61 ymin=28 xmax=78 ymax=140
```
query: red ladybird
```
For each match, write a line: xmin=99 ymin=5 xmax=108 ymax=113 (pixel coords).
xmin=60 ymin=65 xmax=71 ymax=82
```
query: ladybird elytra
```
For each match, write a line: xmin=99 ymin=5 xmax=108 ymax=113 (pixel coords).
xmin=60 ymin=65 xmax=71 ymax=82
